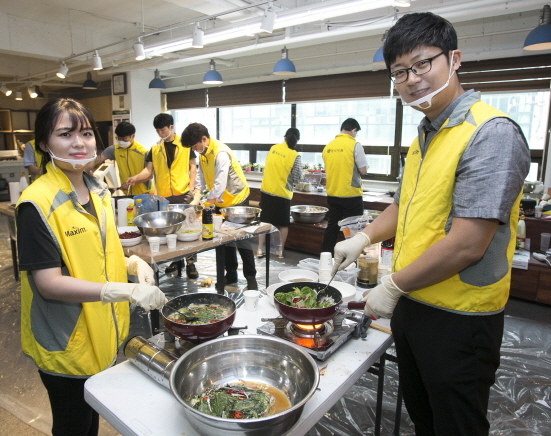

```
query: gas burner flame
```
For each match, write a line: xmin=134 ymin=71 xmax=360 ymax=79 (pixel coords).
xmin=294 ymin=323 xmax=323 ymax=332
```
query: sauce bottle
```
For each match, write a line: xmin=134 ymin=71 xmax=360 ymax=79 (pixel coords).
xmin=202 ymin=202 xmax=213 ymax=241
xmin=126 ymin=202 xmax=134 ymax=225
xmin=356 ymin=244 xmax=379 ymax=288
xmin=380 ymin=237 xmax=395 ymax=268
xmin=516 ymin=215 xmax=526 ymax=249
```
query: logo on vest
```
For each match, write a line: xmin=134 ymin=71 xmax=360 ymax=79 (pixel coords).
xmin=327 ymin=148 xmax=344 ymax=153
xmin=65 ymin=226 xmax=87 ymax=237
xmin=412 ymin=150 xmax=420 ymax=155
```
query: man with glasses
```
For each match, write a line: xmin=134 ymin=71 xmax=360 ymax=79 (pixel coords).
xmin=332 ymin=12 xmax=529 ymax=435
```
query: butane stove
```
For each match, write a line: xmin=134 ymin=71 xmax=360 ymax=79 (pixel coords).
xmin=257 ymin=311 xmax=371 ymax=361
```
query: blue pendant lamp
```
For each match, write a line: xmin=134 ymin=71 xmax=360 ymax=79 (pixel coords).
xmin=149 ymin=69 xmax=166 ymax=89
xmin=82 ymin=72 xmax=98 ymax=89
xmin=273 ymin=47 xmax=296 ymax=75
xmin=203 ymin=60 xmax=223 ymax=84
xmin=524 ymin=5 xmax=551 ymax=51
xmin=373 ymin=30 xmax=388 ymax=66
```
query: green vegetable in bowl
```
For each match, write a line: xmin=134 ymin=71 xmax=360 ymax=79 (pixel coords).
xmin=274 ymin=286 xmax=334 ymax=308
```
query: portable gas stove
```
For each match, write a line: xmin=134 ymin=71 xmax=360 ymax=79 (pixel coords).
xmin=257 ymin=311 xmax=371 ymax=361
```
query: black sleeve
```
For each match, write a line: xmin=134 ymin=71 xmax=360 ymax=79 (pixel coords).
xmin=145 ymin=149 xmax=153 ymax=163
xmin=17 ymin=202 xmax=62 ymax=271
xmin=190 ymin=148 xmax=196 ymax=160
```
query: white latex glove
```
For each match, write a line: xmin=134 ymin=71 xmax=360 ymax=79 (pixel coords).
xmin=190 ymin=189 xmax=202 ymax=206
xmin=331 ymin=232 xmax=371 ymax=275
xmin=363 ymin=275 xmax=407 ymax=319
xmin=100 ymin=282 xmax=168 ymax=311
xmin=125 ymin=255 xmax=155 ymax=285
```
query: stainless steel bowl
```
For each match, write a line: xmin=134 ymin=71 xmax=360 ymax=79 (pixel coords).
xmin=170 ymin=335 xmax=319 ymax=436
xmin=219 ymin=206 xmax=261 ymax=224
xmin=166 ymin=203 xmax=203 ymax=217
xmin=290 ymin=205 xmax=328 ymax=224
xmin=132 ymin=211 xmax=186 ymax=237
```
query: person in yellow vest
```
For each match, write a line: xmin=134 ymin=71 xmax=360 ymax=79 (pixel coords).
xmin=23 ymin=139 xmax=43 ymax=182
xmin=181 ymin=122 xmax=257 ymax=291
xmin=16 ymin=98 xmax=167 ymax=436
xmin=257 ymin=128 xmax=302 ymax=258
xmin=126 ymin=113 xmax=201 ymax=279
xmin=321 ymin=118 xmax=368 ymax=255
xmin=332 ymin=13 xmax=530 ymax=436
xmin=89 ymin=121 xmax=149 ymax=195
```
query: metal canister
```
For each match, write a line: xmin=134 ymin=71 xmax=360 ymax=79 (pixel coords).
xmin=124 ymin=336 xmax=179 ymax=389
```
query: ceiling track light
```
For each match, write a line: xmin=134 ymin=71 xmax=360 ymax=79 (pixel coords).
xmin=92 ymin=50 xmax=103 ymax=70
xmin=524 ymin=4 xmax=551 ymax=51
xmin=28 ymin=86 xmax=38 ymax=98
xmin=273 ymin=47 xmax=296 ymax=75
xmin=192 ymin=24 xmax=204 ymax=48
xmin=15 ymin=91 xmax=23 ymax=101
xmin=260 ymin=2 xmax=277 ymax=33
xmin=203 ymin=59 xmax=223 ymax=85
xmin=1 ymin=84 xmax=12 ymax=96
xmin=57 ymin=62 xmax=68 ymax=79
xmin=149 ymin=69 xmax=167 ymax=89
xmin=82 ymin=72 xmax=98 ymax=90
xmin=134 ymin=40 xmax=146 ymax=60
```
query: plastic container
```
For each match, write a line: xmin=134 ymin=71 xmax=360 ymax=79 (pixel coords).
xmin=338 ymin=212 xmax=370 ymax=239
xmin=202 ymin=203 xmax=213 ymax=241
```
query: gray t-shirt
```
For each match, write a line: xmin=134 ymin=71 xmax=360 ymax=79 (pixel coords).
xmin=101 ymin=145 xmax=115 ymax=160
xmin=394 ymin=90 xmax=530 ymax=224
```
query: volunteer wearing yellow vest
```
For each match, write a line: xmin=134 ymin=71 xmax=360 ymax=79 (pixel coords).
xmin=126 ymin=113 xmax=200 ymax=279
xmin=89 ymin=121 xmax=149 ymax=195
xmin=258 ymin=128 xmax=303 ymax=258
xmin=16 ymin=98 xmax=166 ymax=436
xmin=23 ymin=139 xmax=44 ymax=182
xmin=181 ymin=122 xmax=257 ymax=291
xmin=321 ymin=118 xmax=368 ymax=255
xmin=331 ymin=13 xmax=529 ymax=436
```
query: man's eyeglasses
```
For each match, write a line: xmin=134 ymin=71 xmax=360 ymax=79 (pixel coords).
xmin=388 ymin=52 xmax=445 ymax=84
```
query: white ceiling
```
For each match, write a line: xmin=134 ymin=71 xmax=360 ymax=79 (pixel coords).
xmin=0 ymin=0 xmax=548 ymax=97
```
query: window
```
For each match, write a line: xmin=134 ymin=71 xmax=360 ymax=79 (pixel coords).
xmin=172 ymin=108 xmax=217 ymax=139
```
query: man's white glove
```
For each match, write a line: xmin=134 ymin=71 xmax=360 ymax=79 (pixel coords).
xmin=125 ymin=255 xmax=155 ymax=285
xmin=362 ymin=275 xmax=407 ymax=319
xmin=331 ymin=232 xmax=371 ymax=275
xmin=190 ymin=189 xmax=202 ymax=206
xmin=100 ymin=282 xmax=167 ymax=311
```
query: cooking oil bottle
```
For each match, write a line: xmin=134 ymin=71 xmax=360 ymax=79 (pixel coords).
xmin=357 ymin=244 xmax=379 ymax=288
xmin=202 ymin=202 xmax=214 ymax=241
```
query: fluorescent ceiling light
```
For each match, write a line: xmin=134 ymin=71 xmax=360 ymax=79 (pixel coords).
xmin=92 ymin=50 xmax=103 ymax=70
xmin=192 ymin=25 xmax=204 ymax=48
xmin=134 ymin=40 xmax=146 ymax=60
xmin=56 ymin=62 xmax=68 ymax=79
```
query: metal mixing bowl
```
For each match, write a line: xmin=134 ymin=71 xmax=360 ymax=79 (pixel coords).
xmin=132 ymin=211 xmax=186 ymax=237
xmin=166 ymin=203 xmax=203 ymax=216
xmin=290 ymin=205 xmax=328 ymax=224
xmin=170 ymin=335 xmax=319 ymax=436
xmin=219 ymin=206 xmax=261 ymax=224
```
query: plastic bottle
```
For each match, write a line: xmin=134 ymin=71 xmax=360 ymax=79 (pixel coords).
xmin=380 ymin=237 xmax=394 ymax=268
xmin=134 ymin=199 xmax=143 ymax=218
xmin=19 ymin=172 xmax=29 ymax=191
xmin=126 ymin=202 xmax=134 ymax=226
xmin=516 ymin=216 xmax=526 ymax=249
xmin=356 ymin=244 xmax=379 ymax=288
xmin=202 ymin=202 xmax=213 ymax=241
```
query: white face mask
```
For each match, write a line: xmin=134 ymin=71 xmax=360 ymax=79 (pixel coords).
xmin=48 ymin=149 xmax=97 ymax=170
xmin=118 ymin=141 xmax=131 ymax=148
xmin=402 ymin=50 xmax=455 ymax=110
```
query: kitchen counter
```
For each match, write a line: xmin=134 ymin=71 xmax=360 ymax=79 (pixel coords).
xmin=84 ymin=295 xmax=394 ymax=436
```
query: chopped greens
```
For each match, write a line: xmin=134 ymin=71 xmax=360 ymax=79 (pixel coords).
xmin=274 ymin=286 xmax=334 ymax=308
xmin=167 ymin=304 xmax=229 ymax=325
xmin=189 ymin=384 xmax=274 ymax=419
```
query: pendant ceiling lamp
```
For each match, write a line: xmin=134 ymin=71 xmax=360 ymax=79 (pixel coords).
xmin=15 ymin=91 xmax=23 ymax=101
xmin=92 ymin=50 xmax=103 ymax=70
xmin=273 ymin=47 xmax=296 ymax=75
xmin=134 ymin=40 xmax=146 ymax=60
xmin=524 ymin=5 xmax=551 ymax=51
xmin=203 ymin=59 xmax=223 ymax=84
xmin=192 ymin=24 xmax=204 ymax=48
xmin=373 ymin=30 xmax=388 ymax=66
xmin=82 ymin=72 xmax=98 ymax=89
xmin=56 ymin=62 xmax=68 ymax=79
xmin=1 ymin=84 xmax=12 ymax=96
xmin=149 ymin=69 xmax=166 ymax=89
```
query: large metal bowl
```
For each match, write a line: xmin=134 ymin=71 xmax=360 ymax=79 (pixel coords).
xmin=219 ymin=206 xmax=261 ymax=224
xmin=132 ymin=211 xmax=186 ymax=237
xmin=166 ymin=203 xmax=203 ymax=217
xmin=170 ymin=335 xmax=319 ymax=436
xmin=290 ymin=205 xmax=328 ymax=224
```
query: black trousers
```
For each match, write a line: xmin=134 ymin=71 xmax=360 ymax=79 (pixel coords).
xmin=390 ymin=297 xmax=503 ymax=436
xmin=321 ymin=195 xmax=364 ymax=255
xmin=39 ymin=370 xmax=99 ymax=436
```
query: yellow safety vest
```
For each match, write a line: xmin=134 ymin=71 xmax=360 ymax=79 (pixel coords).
xmin=322 ymin=134 xmax=363 ymax=197
xmin=260 ymin=142 xmax=298 ymax=199
xmin=151 ymin=134 xmax=191 ymax=197
xmin=113 ymin=141 xmax=149 ymax=195
xmin=17 ymin=163 xmax=129 ymax=376
xmin=199 ymin=139 xmax=249 ymax=207
xmin=394 ymin=99 xmax=525 ymax=313
xmin=27 ymin=140 xmax=43 ymax=183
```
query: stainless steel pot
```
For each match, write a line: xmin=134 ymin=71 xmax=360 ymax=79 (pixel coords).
xmin=170 ymin=335 xmax=320 ymax=436
xmin=290 ymin=205 xmax=328 ymax=224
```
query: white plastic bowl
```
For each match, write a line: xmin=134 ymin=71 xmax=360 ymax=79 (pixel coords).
xmin=176 ymin=229 xmax=201 ymax=242
xmin=118 ymin=226 xmax=142 ymax=247
xmin=278 ymin=269 xmax=319 ymax=283
xmin=327 ymin=280 xmax=358 ymax=303
xmin=265 ymin=282 xmax=287 ymax=306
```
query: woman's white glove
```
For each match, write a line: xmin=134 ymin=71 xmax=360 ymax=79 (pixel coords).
xmin=125 ymin=255 xmax=155 ymax=285
xmin=100 ymin=282 xmax=167 ymax=311
xmin=331 ymin=232 xmax=371 ymax=275
xmin=363 ymin=275 xmax=407 ymax=319
xmin=190 ymin=189 xmax=202 ymax=206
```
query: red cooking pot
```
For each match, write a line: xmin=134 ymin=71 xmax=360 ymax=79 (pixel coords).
xmin=161 ymin=293 xmax=236 ymax=342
